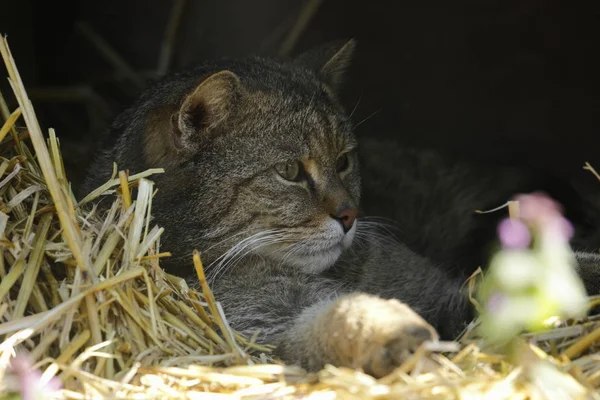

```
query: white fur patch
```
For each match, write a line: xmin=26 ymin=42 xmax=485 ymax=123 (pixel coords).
xmin=285 ymin=219 xmax=357 ymax=273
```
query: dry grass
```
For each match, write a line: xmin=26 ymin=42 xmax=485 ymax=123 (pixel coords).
xmin=0 ymin=36 xmax=600 ymax=399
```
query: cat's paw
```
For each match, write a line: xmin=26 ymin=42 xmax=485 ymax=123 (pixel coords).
xmin=316 ymin=293 xmax=438 ymax=378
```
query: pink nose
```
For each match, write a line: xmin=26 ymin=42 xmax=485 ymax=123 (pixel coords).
xmin=334 ymin=207 xmax=358 ymax=233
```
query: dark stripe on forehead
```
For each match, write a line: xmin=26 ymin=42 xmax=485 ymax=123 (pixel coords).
xmin=329 ymin=112 xmax=356 ymax=150
xmin=326 ymin=113 xmax=345 ymax=153
xmin=305 ymin=110 xmax=336 ymax=163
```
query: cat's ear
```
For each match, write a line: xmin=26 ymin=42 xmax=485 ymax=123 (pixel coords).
xmin=173 ymin=70 xmax=242 ymax=149
xmin=295 ymin=39 xmax=356 ymax=93
xmin=319 ymin=39 xmax=356 ymax=92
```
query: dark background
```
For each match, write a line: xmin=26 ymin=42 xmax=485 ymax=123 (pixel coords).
xmin=1 ymin=0 xmax=599 ymax=191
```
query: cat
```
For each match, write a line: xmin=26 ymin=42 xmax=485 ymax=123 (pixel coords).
xmin=80 ymin=39 xmax=600 ymax=377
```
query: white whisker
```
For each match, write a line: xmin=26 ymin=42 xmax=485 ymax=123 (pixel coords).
xmin=353 ymin=109 xmax=381 ymax=129
xmin=213 ymin=237 xmax=289 ymax=281
xmin=207 ymin=230 xmax=288 ymax=282
xmin=349 ymin=95 xmax=362 ymax=119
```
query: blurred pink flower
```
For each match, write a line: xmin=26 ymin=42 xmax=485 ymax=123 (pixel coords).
xmin=512 ymin=192 xmax=574 ymax=242
xmin=9 ymin=353 xmax=61 ymax=400
xmin=514 ymin=192 xmax=564 ymax=223
xmin=498 ymin=218 xmax=531 ymax=249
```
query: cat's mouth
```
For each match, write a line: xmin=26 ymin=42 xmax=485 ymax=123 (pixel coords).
xmin=259 ymin=220 xmax=357 ymax=273
xmin=208 ymin=220 xmax=356 ymax=279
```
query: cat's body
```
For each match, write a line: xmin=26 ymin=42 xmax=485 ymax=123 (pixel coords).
xmin=358 ymin=139 xmax=600 ymax=271
xmin=81 ymin=40 xmax=600 ymax=377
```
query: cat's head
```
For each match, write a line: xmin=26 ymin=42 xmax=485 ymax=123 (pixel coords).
xmin=142 ymin=40 xmax=360 ymax=274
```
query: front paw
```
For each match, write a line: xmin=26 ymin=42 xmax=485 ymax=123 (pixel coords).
xmin=316 ymin=294 xmax=438 ymax=378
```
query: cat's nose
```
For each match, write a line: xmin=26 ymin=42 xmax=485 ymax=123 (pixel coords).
xmin=334 ymin=207 xmax=358 ymax=233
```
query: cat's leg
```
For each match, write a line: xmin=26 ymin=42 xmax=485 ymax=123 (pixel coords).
xmin=212 ymin=271 xmax=438 ymax=378
xmin=349 ymin=234 xmax=473 ymax=340
xmin=363 ymin=247 xmax=600 ymax=341
xmin=362 ymin=246 xmax=600 ymax=339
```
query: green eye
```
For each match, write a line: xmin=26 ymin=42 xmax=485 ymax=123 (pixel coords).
xmin=275 ymin=160 xmax=303 ymax=182
xmin=336 ymin=153 xmax=350 ymax=172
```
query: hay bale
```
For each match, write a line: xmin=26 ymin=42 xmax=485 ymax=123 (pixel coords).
xmin=0 ymin=36 xmax=599 ymax=399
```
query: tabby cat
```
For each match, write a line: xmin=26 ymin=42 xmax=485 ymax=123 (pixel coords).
xmin=81 ymin=40 xmax=600 ymax=377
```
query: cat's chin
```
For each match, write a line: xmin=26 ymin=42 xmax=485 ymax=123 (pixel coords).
xmin=251 ymin=222 xmax=357 ymax=273
xmin=286 ymin=247 xmax=344 ymax=274
xmin=283 ymin=222 xmax=357 ymax=274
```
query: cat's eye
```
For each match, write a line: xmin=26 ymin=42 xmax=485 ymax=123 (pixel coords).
xmin=275 ymin=160 xmax=303 ymax=182
xmin=336 ymin=153 xmax=350 ymax=173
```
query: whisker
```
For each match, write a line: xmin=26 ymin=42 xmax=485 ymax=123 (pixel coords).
xmin=207 ymin=230 xmax=288 ymax=282
xmin=359 ymin=215 xmax=402 ymax=228
xmin=202 ymin=228 xmax=253 ymax=254
xmin=218 ymin=235 xmax=285 ymax=273
xmin=208 ymin=230 xmax=280 ymax=267
xmin=211 ymin=236 xmax=288 ymax=282
xmin=357 ymin=219 xmax=403 ymax=240
xmin=353 ymin=233 xmax=388 ymax=250
xmin=353 ymin=109 xmax=381 ymax=129
xmin=208 ymin=232 xmax=270 ymax=274
xmin=354 ymin=220 xmax=403 ymax=249
xmin=358 ymin=226 xmax=401 ymax=244
xmin=349 ymin=95 xmax=362 ymax=119
xmin=278 ymin=241 xmax=306 ymax=267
